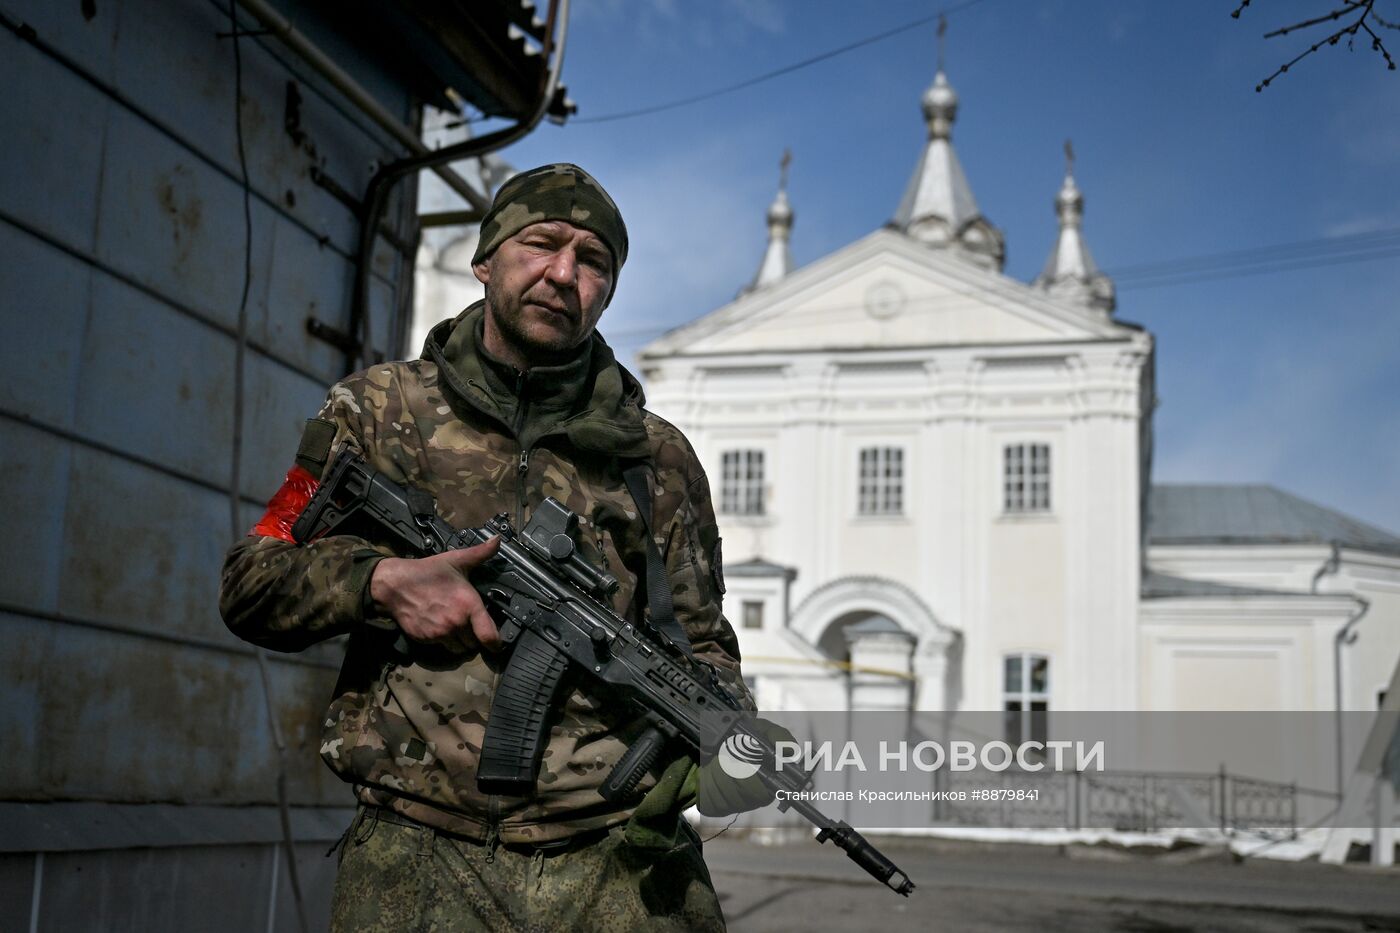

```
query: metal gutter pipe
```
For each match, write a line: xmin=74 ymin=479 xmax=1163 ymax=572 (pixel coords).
xmin=345 ymin=0 xmax=570 ymax=371
xmin=1313 ymin=542 xmax=1371 ymax=796
xmin=1333 ymin=594 xmax=1370 ymax=796
xmin=233 ymin=0 xmax=491 ymax=214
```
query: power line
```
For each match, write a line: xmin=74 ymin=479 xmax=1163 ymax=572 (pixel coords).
xmin=572 ymin=0 xmax=992 ymax=125
xmin=600 ymin=230 xmax=1400 ymax=343
xmin=1115 ymin=243 xmax=1400 ymax=290
xmin=1111 ymin=226 xmax=1400 ymax=282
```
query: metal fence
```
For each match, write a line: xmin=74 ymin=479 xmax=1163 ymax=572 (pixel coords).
xmin=928 ymin=766 xmax=1324 ymax=833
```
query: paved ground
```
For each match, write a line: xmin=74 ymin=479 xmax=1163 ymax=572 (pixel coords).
xmin=704 ymin=835 xmax=1400 ymax=932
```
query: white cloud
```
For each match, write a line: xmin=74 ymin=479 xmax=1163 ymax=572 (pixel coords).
xmin=723 ymin=0 xmax=787 ymax=35
xmin=1322 ymin=211 xmax=1400 ymax=238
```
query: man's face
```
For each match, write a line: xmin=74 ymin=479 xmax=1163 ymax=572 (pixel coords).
xmin=474 ymin=220 xmax=615 ymax=368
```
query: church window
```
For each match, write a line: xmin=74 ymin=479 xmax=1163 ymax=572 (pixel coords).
xmin=720 ymin=450 xmax=765 ymax=515
xmin=858 ymin=447 xmax=904 ymax=515
xmin=1003 ymin=443 xmax=1051 ymax=512
xmin=1003 ymin=653 xmax=1049 ymax=746
xmin=742 ymin=600 xmax=764 ymax=629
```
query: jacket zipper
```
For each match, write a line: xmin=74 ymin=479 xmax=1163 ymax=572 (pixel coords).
xmin=512 ymin=370 xmax=531 ymax=530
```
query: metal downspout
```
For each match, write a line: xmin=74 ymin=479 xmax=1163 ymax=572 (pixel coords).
xmin=232 ymin=0 xmax=490 ymax=213
xmin=1313 ymin=542 xmax=1371 ymax=796
xmin=346 ymin=0 xmax=571 ymax=372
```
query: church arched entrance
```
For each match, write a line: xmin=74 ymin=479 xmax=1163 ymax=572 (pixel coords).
xmin=790 ymin=576 xmax=960 ymax=711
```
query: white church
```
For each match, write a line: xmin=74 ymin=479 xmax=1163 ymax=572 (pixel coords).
xmin=631 ymin=66 xmax=1400 ymax=723
xmin=410 ymin=68 xmax=1400 ymax=726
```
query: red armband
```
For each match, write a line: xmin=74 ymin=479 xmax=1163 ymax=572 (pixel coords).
xmin=250 ymin=464 xmax=320 ymax=543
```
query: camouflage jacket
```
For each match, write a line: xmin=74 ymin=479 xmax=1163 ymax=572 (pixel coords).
xmin=220 ymin=303 xmax=744 ymax=845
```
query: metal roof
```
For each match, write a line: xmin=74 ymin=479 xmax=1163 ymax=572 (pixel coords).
xmin=725 ymin=557 xmax=798 ymax=580
xmin=1140 ymin=571 xmax=1302 ymax=600
xmin=1148 ymin=484 xmax=1400 ymax=556
xmin=334 ymin=0 xmax=572 ymax=121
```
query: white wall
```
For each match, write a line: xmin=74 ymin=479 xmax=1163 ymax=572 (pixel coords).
xmin=1146 ymin=545 xmax=1400 ymax=712
xmin=646 ymin=328 xmax=1152 ymax=713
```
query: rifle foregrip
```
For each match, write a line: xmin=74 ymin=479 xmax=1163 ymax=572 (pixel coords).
xmin=477 ymin=628 xmax=570 ymax=797
xmin=599 ymin=725 xmax=667 ymax=803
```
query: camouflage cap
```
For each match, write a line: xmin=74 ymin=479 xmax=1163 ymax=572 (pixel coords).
xmin=472 ymin=163 xmax=629 ymax=285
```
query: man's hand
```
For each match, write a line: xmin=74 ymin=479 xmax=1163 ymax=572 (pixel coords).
xmin=368 ymin=536 xmax=502 ymax=654
xmin=696 ymin=718 xmax=795 ymax=817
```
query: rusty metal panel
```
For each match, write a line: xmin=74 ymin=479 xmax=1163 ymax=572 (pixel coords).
xmin=0 ymin=614 xmax=52 ymax=796
xmin=4 ymin=0 xmax=122 ymax=81
xmin=0 ymin=33 xmax=110 ymax=254
xmin=36 ymin=844 xmax=274 ymax=932
xmin=260 ymin=209 xmax=364 ymax=383
xmin=95 ymin=106 xmax=272 ymax=335
xmin=0 ymin=854 xmax=35 ymax=924
xmin=109 ymin=2 xmax=371 ymax=262
xmin=109 ymin=0 xmax=247 ymax=178
xmin=0 ymin=801 xmax=354 ymax=853
xmin=0 ymin=224 xmax=89 ymax=431
xmin=92 ymin=97 xmax=409 ymax=389
xmin=29 ymin=618 xmax=263 ymax=799
xmin=76 ymin=276 xmax=236 ymax=492
xmin=0 ymin=424 xmax=72 ymax=612
xmin=238 ymin=346 xmax=338 ymax=499
xmin=2 ymin=0 xmax=420 ymax=837
xmin=273 ymin=839 xmax=342 ymax=932
xmin=109 ymin=0 xmax=412 ymax=273
xmin=22 ymin=614 xmax=341 ymax=803
xmin=57 ymin=446 xmax=230 ymax=637
xmin=25 ymin=840 xmax=341 ymax=933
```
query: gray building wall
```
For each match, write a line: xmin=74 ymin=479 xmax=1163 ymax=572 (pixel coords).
xmin=2 ymin=0 xmax=423 ymax=927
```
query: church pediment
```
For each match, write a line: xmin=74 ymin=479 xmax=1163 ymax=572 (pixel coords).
xmin=640 ymin=229 xmax=1129 ymax=359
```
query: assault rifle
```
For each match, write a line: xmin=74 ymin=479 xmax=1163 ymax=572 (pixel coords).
xmin=292 ymin=450 xmax=915 ymax=897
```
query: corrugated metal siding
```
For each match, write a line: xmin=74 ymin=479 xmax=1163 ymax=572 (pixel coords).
xmin=2 ymin=0 xmax=426 ymax=923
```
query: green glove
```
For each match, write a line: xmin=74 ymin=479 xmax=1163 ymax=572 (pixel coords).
xmin=625 ymin=754 xmax=699 ymax=851
xmin=696 ymin=718 xmax=795 ymax=818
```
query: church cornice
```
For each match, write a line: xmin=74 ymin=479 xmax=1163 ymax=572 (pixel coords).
xmin=639 ymin=229 xmax=1144 ymax=361
xmin=642 ymin=333 xmax=1149 ymax=362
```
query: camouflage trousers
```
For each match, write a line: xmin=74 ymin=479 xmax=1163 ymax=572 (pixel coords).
xmin=329 ymin=807 xmax=727 ymax=932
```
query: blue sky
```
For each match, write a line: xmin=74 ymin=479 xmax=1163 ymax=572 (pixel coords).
xmin=491 ymin=0 xmax=1400 ymax=533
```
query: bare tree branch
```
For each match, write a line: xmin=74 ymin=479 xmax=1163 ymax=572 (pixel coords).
xmin=1372 ymin=8 xmax=1400 ymax=29
xmin=1261 ymin=1 xmax=1365 ymax=37
xmin=1234 ymin=0 xmax=1397 ymax=91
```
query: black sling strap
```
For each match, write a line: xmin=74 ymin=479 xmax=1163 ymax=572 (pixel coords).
xmin=622 ymin=463 xmax=694 ymax=658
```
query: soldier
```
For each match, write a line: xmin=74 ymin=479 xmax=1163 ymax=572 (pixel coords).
xmin=221 ymin=164 xmax=766 ymax=931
